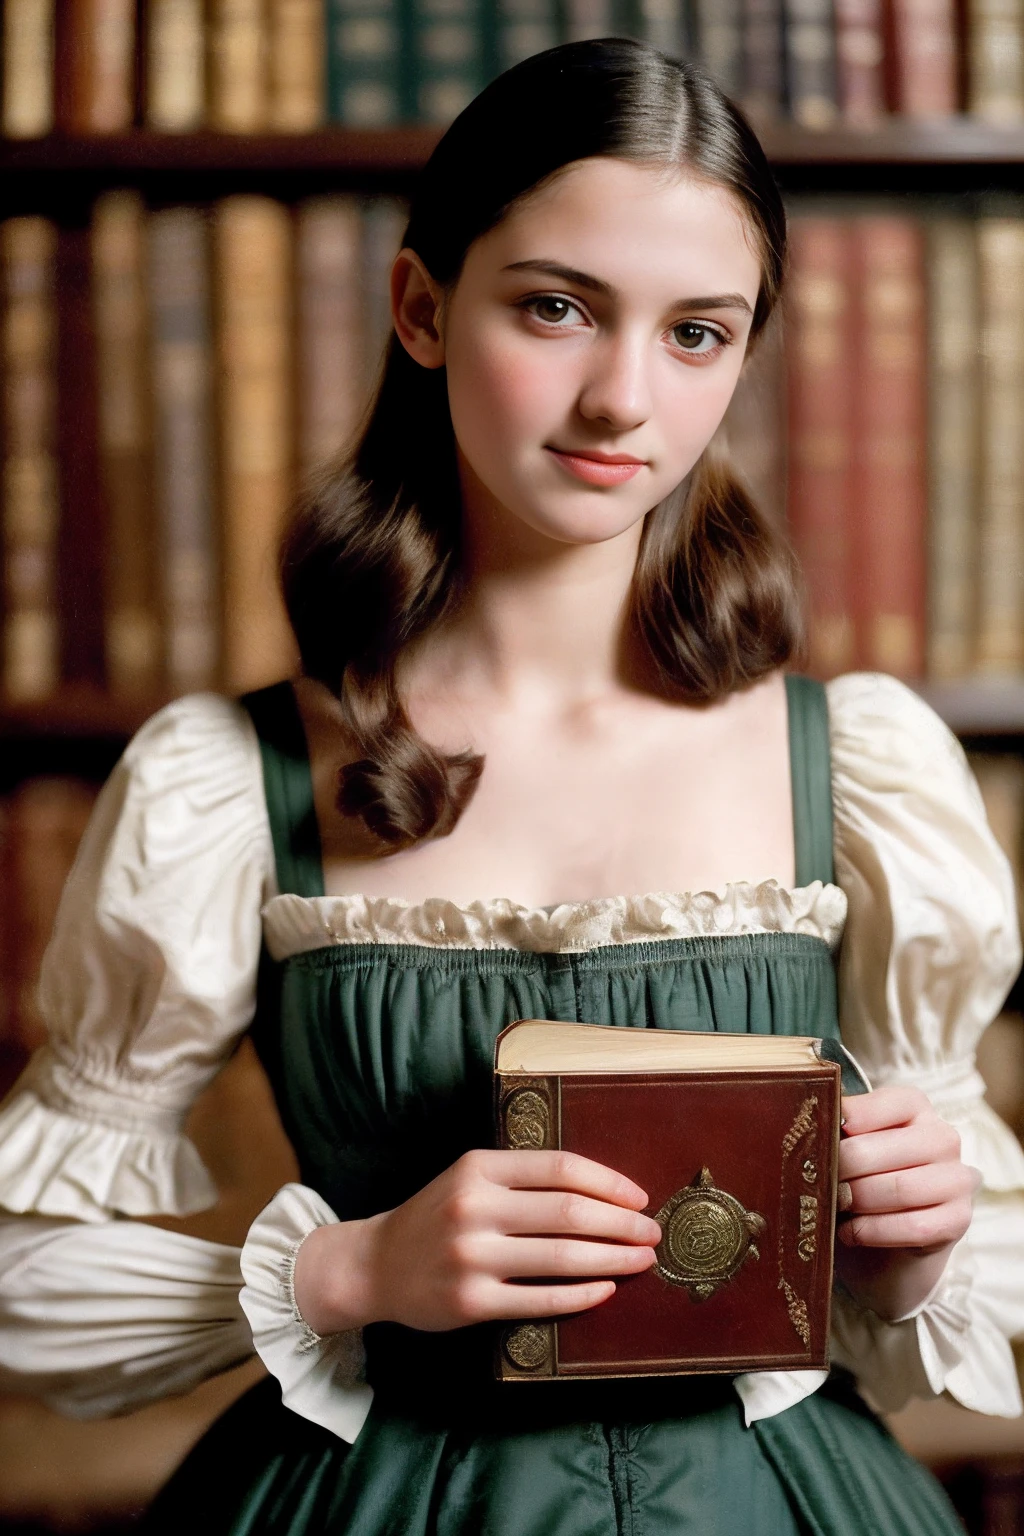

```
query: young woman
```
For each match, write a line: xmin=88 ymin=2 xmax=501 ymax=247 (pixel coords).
xmin=1 ymin=38 xmax=1022 ymax=1536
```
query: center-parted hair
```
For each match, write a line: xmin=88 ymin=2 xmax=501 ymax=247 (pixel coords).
xmin=281 ymin=38 xmax=802 ymax=851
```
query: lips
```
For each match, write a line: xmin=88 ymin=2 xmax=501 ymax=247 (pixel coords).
xmin=546 ymin=447 xmax=646 ymax=486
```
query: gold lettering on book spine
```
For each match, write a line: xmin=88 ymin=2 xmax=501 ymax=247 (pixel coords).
xmin=778 ymin=1277 xmax=811 ymax=1348
xmin=777 ymin=1096 xmax=819 ymax=1348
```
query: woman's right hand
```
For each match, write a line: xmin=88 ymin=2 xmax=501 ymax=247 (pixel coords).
xmin=293 ymin=1150 xmax=661 ymax=1337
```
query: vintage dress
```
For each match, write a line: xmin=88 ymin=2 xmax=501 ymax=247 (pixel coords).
xmin=0 ymin=672 xmax=1023 ymax=1534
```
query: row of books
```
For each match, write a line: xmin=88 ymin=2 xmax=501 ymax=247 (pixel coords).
xmin=0 ymin=191 xmax=407 ymax=702
xmin=6 ymin=0 xmax=1024 ymax=139
xmin=780 ymin=211 xmax=1024 ymax=683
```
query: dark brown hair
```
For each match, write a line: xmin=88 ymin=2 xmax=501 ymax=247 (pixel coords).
xmin=282 ymin=38 xmax=801 ymax=850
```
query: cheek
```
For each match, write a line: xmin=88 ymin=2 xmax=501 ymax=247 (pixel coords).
xmin=445 ymin=326 xmax=567 ymax=460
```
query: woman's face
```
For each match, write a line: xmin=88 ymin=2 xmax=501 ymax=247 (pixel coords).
xmin=403 ymin=157 xmax=763 ymax=549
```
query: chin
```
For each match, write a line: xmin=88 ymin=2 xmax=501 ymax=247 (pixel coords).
xmin=512 ymin=499 xmax=651 ymax=546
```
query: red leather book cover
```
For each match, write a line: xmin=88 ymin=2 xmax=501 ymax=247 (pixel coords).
xmin=495 ymin=1065 xmax=840 ymax=1380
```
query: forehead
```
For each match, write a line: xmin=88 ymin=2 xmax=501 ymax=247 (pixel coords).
xmin=465 ymin=157 xmax=762 ymax=305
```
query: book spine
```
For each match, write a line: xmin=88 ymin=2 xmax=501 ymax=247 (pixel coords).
xmin=720 ymin=309 xmax=788 ymax=530
xmin=0 ymin=217 xmax=60 ymax=701
xmin=785 ymin=217 xmax=857 ymax=678
xmin=926 ymin=220 xmax=980 ymax=681
xmin=214 ymin=196 xmax=298 ymax=693
xmin=743 ymin=0 xmax=786 ymax=119
xmin=54 ymin=223 xmax=107 ymax=688
xmin=968 ymin=0 xmax=1024 ymax=121
xmin=2 ymin=0 xmax=56 ymax=137
xmin=208 ymin=0 xmax=270 ymax=131
xmin=360 ymin=195 xmax=408 ymax=388
xmin=269 ymin=0 xmax=325 ymax=129
xmin=494 ymin=1070 xmax=560 ymax=1381
xmin=783 ymin=0 xmax=839 ymax=127
xmin=148 ymin=206 xmax=218 ymax=692
xmin=975 ymin=218 xmax=1024 ymax=673
xmin=145 ymin=0 xmax=206 ymax=130
xmin=295 ymin=196 xmax=367 ymax=473
xmin=694 ymin=0 xmax=745 ymax=95
xmin=55 ymin=0 xmax=136 ymax=133
xmin=889 ymin=0 xmax=958 ymax=116
xmin=92 ymin=191 xmax=161 ymax=698
xmin=833 ymin=0 xmax=885 ymax=123
xmin=492 ymin=0 xmax=559 ymax=73
xmin=409 ymin=0 xmax=486 ymax=124
xmin=851 ymin=216 xmax=928 ymax=679
xmin=325 ymin=0 xmax=402 ymax=125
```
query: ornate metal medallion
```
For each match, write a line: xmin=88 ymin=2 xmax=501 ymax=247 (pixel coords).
xmin=502 ymin=1322 xmax=553 ymax=1372
xmin=654 ymin=1166 xmax=767 ymax=1301
xmin=504 ymin=1088 xmax=550 ymax=1149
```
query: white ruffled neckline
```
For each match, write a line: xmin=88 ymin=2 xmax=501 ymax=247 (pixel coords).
xmin=261 ymin=878 xmax=848 ymax=961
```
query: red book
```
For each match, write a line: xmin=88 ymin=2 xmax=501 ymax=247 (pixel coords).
xmin=493 ymin=1021 xmax=842 ymax=1380
xmin=834 ymin=0 xmax=886 ymax=124
xmin=850 ymin=217 xmax=928 ymax=678
xmin=785 ymin=218 xmax=858 ymax=679
xmin=886 ymin=0 xmax=958 ymax=116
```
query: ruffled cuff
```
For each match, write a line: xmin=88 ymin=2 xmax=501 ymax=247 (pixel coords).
xmin=830 ymin=1225 xmax=1023 ymax=1418
xmin=238 ymin=1183 xmax=373 ymax=1445
xmin=0 ymin=1060 xmax=216 ymax=1224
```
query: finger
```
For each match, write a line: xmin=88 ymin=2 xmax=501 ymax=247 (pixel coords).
xmin=496 ymin=1279 xmax=617 ymax=1318
xmin=841 ymin=1085 xmax=931 ymax=1136
xmin=837 ymin=1202 xmax=973 ymax=1250
xmin=498 ymin=1189 xmax=663 ymax=1246
xmin=484 ymin=1150 xmax=649 ymax=1209
xmin=495 ymin=1236 xmax=657 ymax=1280
xmin=842 ymin=1163 xmax=977 ymax=1215
xmin=838 ymin=1121 xmax=959 ymax=1181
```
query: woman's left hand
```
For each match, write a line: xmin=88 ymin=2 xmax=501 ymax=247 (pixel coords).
xmin=833 ymin=1084 xmax=981 ymax=1322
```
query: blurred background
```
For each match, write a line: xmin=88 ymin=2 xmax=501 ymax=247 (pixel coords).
xmin=2 ymin=0 xmax=1024 ymax=1530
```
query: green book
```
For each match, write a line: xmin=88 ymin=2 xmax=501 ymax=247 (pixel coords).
xmin=326 ymin=0 xmax=403 ymax=124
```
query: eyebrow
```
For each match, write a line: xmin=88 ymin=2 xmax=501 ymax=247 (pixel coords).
xmin=501 ymin=259 xmax=754 ymax=315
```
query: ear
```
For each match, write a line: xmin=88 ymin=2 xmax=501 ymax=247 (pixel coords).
xmin=391 ymin=247 xmax=446 ymax=369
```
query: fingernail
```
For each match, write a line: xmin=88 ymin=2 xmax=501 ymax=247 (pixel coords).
xmin=837 ymin=1181 xmax=853 ymax=1212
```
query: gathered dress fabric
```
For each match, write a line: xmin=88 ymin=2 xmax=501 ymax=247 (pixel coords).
xmin=1 ymin=672 xmax=1023 ymax=1534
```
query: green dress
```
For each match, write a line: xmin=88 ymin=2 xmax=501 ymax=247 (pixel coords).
xmin=144 ymin=676 xmax=965 ymax=1536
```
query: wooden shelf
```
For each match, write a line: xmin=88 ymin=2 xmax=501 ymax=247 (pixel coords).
xmin=0 ymin=127 xmax=443 ymax=174
xmin=914 ymin=679 xmax=1024 ymax=737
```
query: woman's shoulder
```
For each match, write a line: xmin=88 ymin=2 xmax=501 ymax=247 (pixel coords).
xmin=822 ymin=670 xmax=969 ymax=792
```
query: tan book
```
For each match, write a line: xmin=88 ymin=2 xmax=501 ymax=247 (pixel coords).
xmin=968 ymin=0 xmax=1024 ymax=121
xmin=296 ymin=196 xmax=366 ymax=474
xmin=1 ymin=217 xmax=60 ymax=702
xmin=92 ymin=191 xmax=161 ymax=697
xmin=209 ymin=0 xmax=270 ymax=131
xmin=6 ymin=778 xmax=98 ymax=1053
xmin=269 ymin=0 xmax=324 ymax=130
xmin=926 ymin=221 xmax=981 ymax=682
xmin=56 ymin=0 xmax=136 ymax=133
xmin=2 ymin=0 xmax=55 ymax=137
xmin=215 ymin=197 xmax=298 ymax=692
xmin=149 ymin=206 xmax=218 ymax=693
xmin=975 ymin=218 xmax=1024 ymax=673
xmin=145 ymin=0 xmax=206 ymax=130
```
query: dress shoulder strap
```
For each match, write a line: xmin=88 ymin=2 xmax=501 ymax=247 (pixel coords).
xmin=784 ymin=673 xmax=835 ymax=888
xmin=239 ymin=680 xmax=325 ymax=900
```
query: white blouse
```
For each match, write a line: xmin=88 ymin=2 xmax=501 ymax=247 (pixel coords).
xmin=0 ymin=672 xmax=1022 ymax=1446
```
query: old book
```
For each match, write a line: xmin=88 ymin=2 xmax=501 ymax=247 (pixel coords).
xmin=719 ymin=307 xmax=787 ymax=529
xmin=296 ymin=196 xmax=367 ymax=474
xmin=834 ymin=0 xmax=885 ymax=125
xmin=785 ymin=216 xmax=856 ymax=678
xmin=1 ymin=217 xmax=60 ymax=701
xmin=926 ymin=220 xmax=980 ymax=682
xmin=92 ymin=191 xmax=160 ymax=697
xmin=148 ymin=206 xmax=218 ymax=693
xmin=694 ymin=0 xmax=745 ymax=95
xmin=269 ymin=0 xmax=324 ymax=129
xmin=968 ymin=0 xmax=1024 ymax=120
xmin=2 ymin=0 xmax=56 ymax=137
xmin=5 ymin=777 xmax=97 ymax=1054
xmin=145 ymin=0 xmax=206 ymax=130
xmin=975 ymin=217 xmax=1024 ymax=673
xmin=360 ymin=196 xmax=408 ymax=390
xmin=492 ymin=0 xmax=559 ymax=71
xmin=326 ymin=0 xmax=402 ymax=125
xmin=214 ymin=196 xmax=298 ymax=693
xmin=637 ymin=0 xmax=686 ymax=54
xmin=888 ymin=0 xmax=958 ymax=116
xmin=783 ymin=0 xmax=839 ymax=127
xmin=743 ymin=0 xmax=785 ymax=119
xmin=55 ymin=0 xmax=136 ymax=133
xmin=208 ymin=0 xmax=270 ymax=131
xmin=493 ymin=1020 xmax=844 ymax=1381
xmin=850 ymin=216 xmax=927 ymax=679
xmin=409 ymin=0 xmax=485 ymax=124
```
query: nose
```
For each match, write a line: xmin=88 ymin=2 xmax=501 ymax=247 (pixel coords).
xmin=576 ymin=329 xmax=653 ymax=431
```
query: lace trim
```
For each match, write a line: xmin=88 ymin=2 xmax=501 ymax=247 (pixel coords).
xmin=262 ymin=878 xmax=848 ymax=961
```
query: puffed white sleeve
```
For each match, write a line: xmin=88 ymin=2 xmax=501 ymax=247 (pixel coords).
xmin=0 ymin=694 xmax=272 ymax=1414
xmin=826 ymin=671 xmax=1024 ymax=1418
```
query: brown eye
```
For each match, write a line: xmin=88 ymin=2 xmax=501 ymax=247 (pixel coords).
xmin=525 ymin=296 xmax=581 ymax=324
xmin=673 ymin=321 xmax=719 ymax=353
